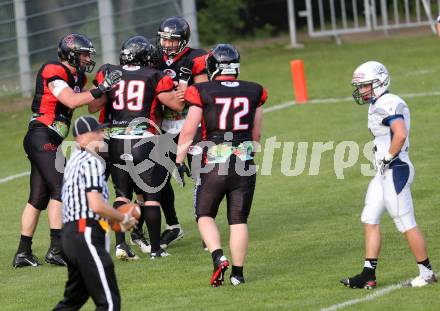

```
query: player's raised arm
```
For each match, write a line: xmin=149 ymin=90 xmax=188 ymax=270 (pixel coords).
xmin=52 ymin=70 xmax=121 ymax=110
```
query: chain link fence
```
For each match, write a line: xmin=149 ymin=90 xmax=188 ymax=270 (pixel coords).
xmin=0 ymin=0 xmax=190 ymax=98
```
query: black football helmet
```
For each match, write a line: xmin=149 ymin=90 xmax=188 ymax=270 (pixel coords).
xmin=206 ymin=44 xmax=240 ymax=80
xmin=57 ymin=33 xmax=96 ymax=73
xmin=120 ymin=36 xmax=157 ymax=67
xmin=157 ymin=17 xmax=190 ymax=57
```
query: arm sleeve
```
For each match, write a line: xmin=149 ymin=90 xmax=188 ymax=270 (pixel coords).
xmin=42 ymin=64 xmax=68 ymax=86
xmin=379 ymin=100 xmax=405 ymax=126
xmin=155 ymin=75 xmax=175 ymax=94
xmin=258 ymin=87 xmax=268 ymax=107
xmin=192 ymin=54 xmax=207 ymax=76
xmin=83 ymin=159 xmax=104 ymax=193
xmin=184 ymin=85 xmax=203 ymax=108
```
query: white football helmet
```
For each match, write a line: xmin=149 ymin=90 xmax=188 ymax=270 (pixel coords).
xmin=351 ymin=61 xmax=390 ymax=105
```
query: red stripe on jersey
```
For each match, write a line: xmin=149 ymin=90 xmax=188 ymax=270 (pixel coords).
xmin=149 ymin=97 xmax=159 ymax=134
xmin=95 ymin=70 xmax=105 ymax=84
xmin=259 ymin=88 xmax=268 ymax=107
xmin=37 ymin=64 xmax=70 ymax=125
xmin=156 ymin=76 xmax=174 ymax=94
xmin=192 ymin=54 xmax=207 ymax=76
xmin=99 ymin=106 xmax=106 ymax=124
xmin=163 ymin=47 xmax=190 ymax=63
xmin=184 ymin=86 xmax=203 ymax=107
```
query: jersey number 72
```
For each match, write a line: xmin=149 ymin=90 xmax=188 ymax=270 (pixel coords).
xmin=215 ymin=97 xmax=249 ymax=130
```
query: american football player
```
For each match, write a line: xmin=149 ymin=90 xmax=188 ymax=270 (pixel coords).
xmin=13 ymin=33 xmax=121 ymax=268
xmin=341 ymin=61 xmax=437 ymax=289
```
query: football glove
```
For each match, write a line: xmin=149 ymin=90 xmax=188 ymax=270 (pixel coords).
xmin=378 ymin=153 xmax=394 ymax=175
xmin=98 ymin=70 xmax=122 ymax=93
xmin=176 ymin=162 xmax=191 ymax=187
xmin=178 ymin=58 xmax=194 ymax=83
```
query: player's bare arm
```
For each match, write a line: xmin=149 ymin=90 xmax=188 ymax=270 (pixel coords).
xmin=88 ymin=96 xmax=107 ymax=113
xmin=388 ymin=119 xmax=407 ymax=156
xmin=176 ymin=105 xmax=203 ymax=163
xmin=158 ymin=90 xmax=185 ymax=112
xmin=252 ymin=106 xmax=263 ymax=144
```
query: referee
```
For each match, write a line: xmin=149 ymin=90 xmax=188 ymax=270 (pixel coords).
xmin=53 ymin=115 xmax=137 ymax=311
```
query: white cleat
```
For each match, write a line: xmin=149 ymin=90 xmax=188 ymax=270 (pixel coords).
xmin=409 ymin=274 xmax=437 ymax=287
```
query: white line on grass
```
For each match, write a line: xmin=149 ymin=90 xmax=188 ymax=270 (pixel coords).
xmin=0 ymin=171 xmax=30 ymax=184
xmin=321 ymin=271 xmax=439 ymax=311
xmin=1 ymin=90 xmax=439 ymax=184
xmin=320 ymin=282 xmax=405 ymax=311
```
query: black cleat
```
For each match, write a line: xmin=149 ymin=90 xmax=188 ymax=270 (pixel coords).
xmin=210 ymin=256 xmax=229 ymax=287
xmin=340 ymin=273 xmax=376 ymax=289
xmin=230 ymin=274 xmax=245 ymax=286
xmin=45 ymin=247 xmax=67 ymax=266
xmin=13 ymin=252 xmax=41 ymax=268
xmin=150 ymin=248 xmax=170 ymax=259
xmin=160 ymin=225 xmax=184 ymax=249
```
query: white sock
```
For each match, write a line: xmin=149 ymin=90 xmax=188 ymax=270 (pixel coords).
xmin=418 ymin=264 xmax=433 ymax=279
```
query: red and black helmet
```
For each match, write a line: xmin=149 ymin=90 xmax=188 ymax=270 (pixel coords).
xmin=156 ymin=17 xmax=190 ymax=57
xmin=58 ymin=33 xmax=96 ymax=73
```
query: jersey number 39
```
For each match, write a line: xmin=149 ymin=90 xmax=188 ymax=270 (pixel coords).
xmin=112 ymin=80 xmax=145 ymax=111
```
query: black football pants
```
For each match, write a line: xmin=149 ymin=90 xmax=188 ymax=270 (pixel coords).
xmin=53 ymin=221 xmax=121 ymax=311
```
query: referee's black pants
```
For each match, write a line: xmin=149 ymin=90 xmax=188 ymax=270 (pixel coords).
xmin=53 ymin=220 xmax=121 ymax=311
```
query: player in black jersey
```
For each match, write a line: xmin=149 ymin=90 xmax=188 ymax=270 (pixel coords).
xmin=151 ymin=16 xmax=208 ymax=250
xmin=176 ymin=44 xmax=267 ymax=286
xmin=13 ymin=33 xmax=121 ymax=268
xmin=90 ymin=36 xmax=184 ymax=259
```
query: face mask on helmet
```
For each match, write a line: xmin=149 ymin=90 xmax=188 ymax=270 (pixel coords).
xmin=206 ymin=44 xmax=240 ymax=80
xmin=156 ymin=17 xmax=190 ymax=57
xmin=351 ymin=61 xmax=390 ymax=105
xmin=58 ymin=34 xmax=96 ymax=73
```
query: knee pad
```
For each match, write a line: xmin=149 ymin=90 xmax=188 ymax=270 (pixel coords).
xmin=393 ymin=212 xmax=417 ymax=233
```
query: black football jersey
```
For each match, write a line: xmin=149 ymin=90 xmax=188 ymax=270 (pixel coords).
xmin=32 ymin=61 xmax=87 ymax=127
xmin=95 ymin=64 xmax=174 ymax=133
xmin=184 ymin=80 xmax=267 ymax=144
xmin=156 ymin=47 xmax=208 ymax=125
xmin=155 ymin=47 xmax=207 ymax=84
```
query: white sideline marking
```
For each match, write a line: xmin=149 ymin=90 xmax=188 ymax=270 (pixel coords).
xmin=321 ymin=271 xmax=439 ymax=311
xmin=0 ymin=171 xmax=30 ymax=184
xmin=1 ymin=90 xmax=439 ymax=185
xmin=264 ymin=90 xmax=440 ymax=113
xmin=320 ymin=283 xmax=404 ymax=311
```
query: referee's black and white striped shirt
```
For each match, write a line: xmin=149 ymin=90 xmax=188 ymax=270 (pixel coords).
xmin=62 ymin=147 xmax=109 ymax=224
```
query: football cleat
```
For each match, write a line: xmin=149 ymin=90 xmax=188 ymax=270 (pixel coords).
xmin=230 ymin=274 xmax=245 ymax=286
xmin=13 ymin=252 xmax=41 ymax=268
xmin=408 ymin=274 xmax=437 ymax=287
xmin=130 ymin=229 xmax=151 ymax=253
xmin=340 ymin=273 xmax=376 ymax=289
xmin=210 ymin=256 xmax=229 ymax=287
xmin=45 ymin=247 xmax=67 ymax=266
xmin=115 ymin=243 xmax=139 ymax=261
xmin=160 ymin=224 xmax=184 ymax=249
xmin=150 ymin=248 xmax=170 ymax=259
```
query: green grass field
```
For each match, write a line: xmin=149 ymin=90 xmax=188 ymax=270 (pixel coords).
xmin=1 ymin=33 xmax=439 ymax=310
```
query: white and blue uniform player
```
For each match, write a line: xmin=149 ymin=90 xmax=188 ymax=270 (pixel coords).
xmin=341 ymin=61 xmax=436 ymax=289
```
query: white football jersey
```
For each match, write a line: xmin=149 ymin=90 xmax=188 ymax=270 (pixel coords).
xmin=367 ymin=93 xmax=410 ymax=163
